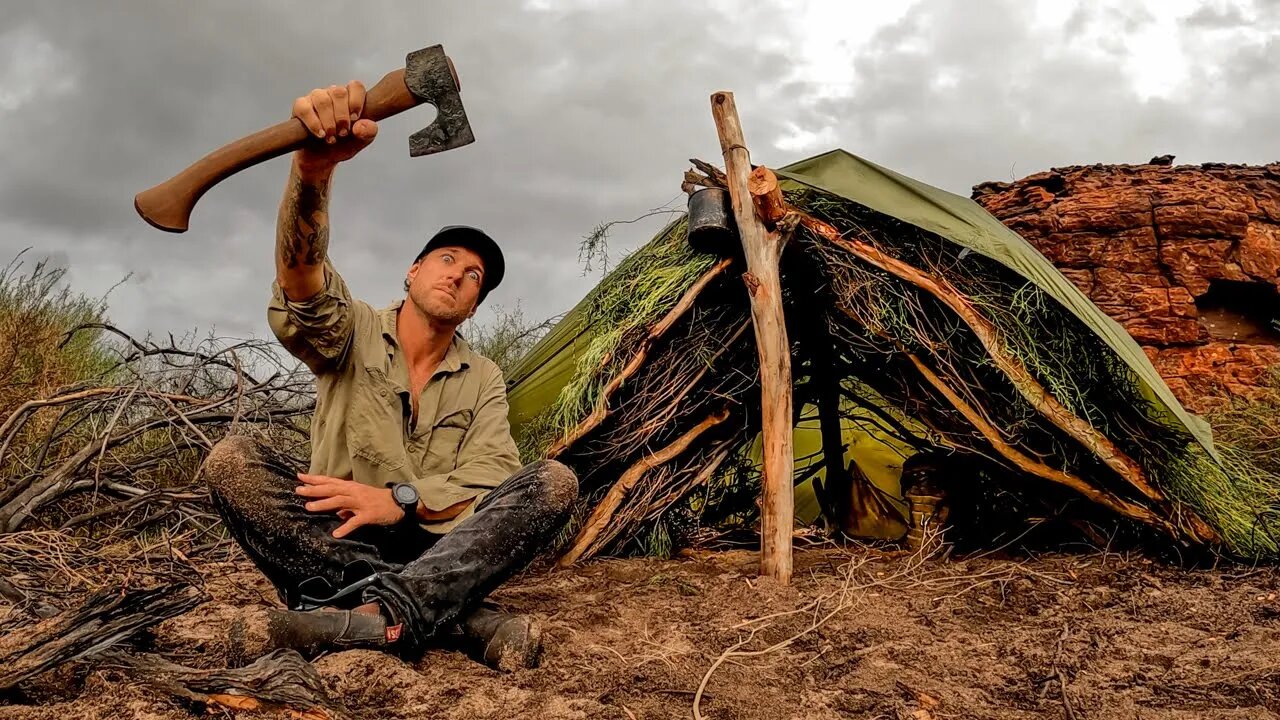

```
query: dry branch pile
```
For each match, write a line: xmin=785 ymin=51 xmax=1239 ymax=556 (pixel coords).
xmin=0 ymin=324 xmax=334 ymax=714
xmin=0 ymin=325 xmax=311 ymax=638
xmin=0 ymin=325 xmax=311 ymax=538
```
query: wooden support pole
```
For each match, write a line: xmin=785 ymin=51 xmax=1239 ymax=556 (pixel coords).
xmin=710 ymin=91 xmax=794 ymax=584
xmin=810 ymin=317 xmax=853 ymax=534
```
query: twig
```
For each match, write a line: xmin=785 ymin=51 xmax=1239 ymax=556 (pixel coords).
xmin=63 ymin=322 xmax=263 ymax=386
xmin=158 ymin=392 xmax=214 ymax=450
xmin=1054 ymin=623 xmax=1078 ymax=720
xmin=91 ymin=384 xmax=139 ymax=493
xmin=801 ymin=212 xmax=1217 ymax=544
xmin=560 ymin=408 xmax=732 ymax=565
xmin=547 ymin=257 xmax=733 ymax=458
xmin=693 ymin=629 xmax=756 ymax=720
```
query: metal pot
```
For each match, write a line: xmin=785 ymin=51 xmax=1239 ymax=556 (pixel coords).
xmin=687 ymin=187 xmax=737 ymax=255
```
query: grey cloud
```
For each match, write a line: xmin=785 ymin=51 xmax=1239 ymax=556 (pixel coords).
xmin=1184 ymin=2 xmax=1250 ymax=28
xmin=2 ymin=0 xmax=1278 ymax=345
xmin=784 ymin=0 xmax=1279 ymax=195
xmin=1 ymin=0 xmax=795 ymax=339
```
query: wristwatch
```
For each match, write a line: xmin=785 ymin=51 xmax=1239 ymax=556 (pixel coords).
xmin=390 ymin=483 xmax=420 ymax=523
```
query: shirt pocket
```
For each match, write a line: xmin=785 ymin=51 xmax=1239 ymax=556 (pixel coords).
xmin=423 ymin=408 xmax=473 ymax=472
xmin=348 ymin=365 xmax=408 ymax=473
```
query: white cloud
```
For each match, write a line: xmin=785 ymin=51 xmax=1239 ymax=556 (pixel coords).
xmin=773 ymin=122 xmax=837 ymax=154
xmin=0 ymin=26 xmax=77 ymax=112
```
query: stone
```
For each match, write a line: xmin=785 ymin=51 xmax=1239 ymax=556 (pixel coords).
xmin=973 ymin=161 xmax=1280 ymax=413
xmin=1161 ymin=238 xmax=1246 ymax=296
xmin=1147 ymin=344 xmax=1280 ymax=412
xmin=1053 ymin=190 xmax=1152 ymax=233
xmin=1239 ymin=222 xmax=1280 ymax=284
xmin=1041 ymin=227 xmax=1158 ymax=271
xmin=1155 ymin=204 xmax=1249 ymax=241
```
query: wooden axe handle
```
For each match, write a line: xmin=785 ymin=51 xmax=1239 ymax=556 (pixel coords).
xmin=134 ymin=68 xmax=418 ymax=233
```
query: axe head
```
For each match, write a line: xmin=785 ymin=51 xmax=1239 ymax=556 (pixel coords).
xmin=405 ymin=45 xmax=475 ymax=156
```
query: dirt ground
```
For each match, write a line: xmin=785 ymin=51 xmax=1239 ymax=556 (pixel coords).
xmin=4 ymin=542 xmax=1280 ymax=720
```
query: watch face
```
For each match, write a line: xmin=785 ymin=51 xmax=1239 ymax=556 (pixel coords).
xmin=393 ymin=484 xmax=418 ymax=506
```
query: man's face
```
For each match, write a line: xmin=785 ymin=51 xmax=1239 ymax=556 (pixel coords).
xmin=405 ymin=245 xmax=485 ymax=326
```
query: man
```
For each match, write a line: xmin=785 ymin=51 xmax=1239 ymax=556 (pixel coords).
xmin=199 ymin=80 xmax=578 ymax=671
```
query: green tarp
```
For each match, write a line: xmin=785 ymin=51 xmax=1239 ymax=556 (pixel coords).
xmin=505 ymin=149 xmax=1218 ymax=530
xmin=775 ymin=150 xmax=1216 ymax=460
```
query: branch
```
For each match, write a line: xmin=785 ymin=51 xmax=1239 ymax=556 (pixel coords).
xmin=101 ymin=649 xmax=349 ymax=720
xmin=559 ymin=408 xmax=731 ymax=566
xmin=62 ymin=322 xmax=265 ymax=386
xmin=688 ymin=159 xmax=729 ymax=188
xmin=795 ymin=205 xmax=1218 ymax=544
xmin=904 ymin=352 xmax=1182 ymax=538
xmin=547 ymin=257 xmax=732 ymax=459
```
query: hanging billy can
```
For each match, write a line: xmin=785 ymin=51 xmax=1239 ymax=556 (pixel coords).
xmin=687 ymin=187 xmax=737 ymax=255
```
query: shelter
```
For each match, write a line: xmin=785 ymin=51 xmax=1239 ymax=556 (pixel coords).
xmin=506 ymin=150 xmax=1278 ymax=563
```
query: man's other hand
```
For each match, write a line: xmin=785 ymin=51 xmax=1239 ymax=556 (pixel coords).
xmin=295 ymin=473 xmax=404 ymax=538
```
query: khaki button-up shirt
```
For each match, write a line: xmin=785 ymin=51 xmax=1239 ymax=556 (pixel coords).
xmin=267 ymin=262 xmax=522 ymax=533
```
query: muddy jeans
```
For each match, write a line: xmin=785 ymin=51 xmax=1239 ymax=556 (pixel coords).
xmin=200 ymin=436 xmax=577 ymax=653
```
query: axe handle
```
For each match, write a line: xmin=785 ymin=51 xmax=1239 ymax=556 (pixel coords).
xmin=134 ymin=69 xmax=417 ymax=233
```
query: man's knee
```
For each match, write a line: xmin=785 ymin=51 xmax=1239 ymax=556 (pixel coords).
xmin=528 ymin=459 xmax=578 ymax=513
xmin=201 ymin=435 xmax=262 ymax=497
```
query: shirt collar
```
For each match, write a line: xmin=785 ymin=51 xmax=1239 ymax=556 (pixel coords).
xmin=379 ymin=299 xmax=472 ymax=374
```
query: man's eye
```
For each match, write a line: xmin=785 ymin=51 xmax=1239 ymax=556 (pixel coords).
xmin=441 ymin=254 xmax=454 ymax=263
xmin=467 ymin=271 xmax=481 ymax=282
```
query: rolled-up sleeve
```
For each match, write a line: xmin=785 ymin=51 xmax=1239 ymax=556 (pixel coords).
xmin=267 ymin=261 xmax=355 ymax=374
xmin=413 ymin=362 xmax=523 ymax=532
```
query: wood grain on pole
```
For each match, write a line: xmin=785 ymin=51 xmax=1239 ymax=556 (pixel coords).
xmin=710 ymin=91 xmax=794 ymax=584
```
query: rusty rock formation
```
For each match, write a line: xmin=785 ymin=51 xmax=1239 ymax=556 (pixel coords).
xmin=973 ymin=158 xmax=1280 ymax=413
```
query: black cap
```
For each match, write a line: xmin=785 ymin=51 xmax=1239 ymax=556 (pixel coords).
xmin=414 ymin=225 xmax=505 ymax=303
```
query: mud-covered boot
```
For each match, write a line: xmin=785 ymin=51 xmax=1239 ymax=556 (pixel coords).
xmin=264 ymin=607 xmax=395 ymax=657
xmin=458 ymin=605 xmax=543 ymax=672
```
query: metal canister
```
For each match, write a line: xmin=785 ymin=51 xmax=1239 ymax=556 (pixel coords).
xmin=687 ymin=187 xmax=737 ymax=255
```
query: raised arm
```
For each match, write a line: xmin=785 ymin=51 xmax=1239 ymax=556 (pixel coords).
xmin=274 ymin=81 xmax=379 ymax=301
xmin=275 ymin=162 xmax=333 ymax=299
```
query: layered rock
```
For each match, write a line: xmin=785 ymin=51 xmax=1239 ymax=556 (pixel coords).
xmin=973 ymin=158 xmax=1280 ymax=413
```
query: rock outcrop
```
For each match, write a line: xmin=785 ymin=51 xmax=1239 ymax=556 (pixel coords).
xmin=973 ymin=158 xmax=1280 ymax=413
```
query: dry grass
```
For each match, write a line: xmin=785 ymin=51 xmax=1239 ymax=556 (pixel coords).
xmin=0 ymin=253 xmax=311 ymax=622
xmin=1208 ymin=369 xmax=1280 ymax=477
xmin=0 ymin=252 xmax=118 ymax=447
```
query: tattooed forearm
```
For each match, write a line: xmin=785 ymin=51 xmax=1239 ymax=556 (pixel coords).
xmin=277 ymin=168 xmax=332 ymax=270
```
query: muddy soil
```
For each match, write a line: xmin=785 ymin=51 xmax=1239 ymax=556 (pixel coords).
xmin=3 ymin=545 xmax=1280 ymax=719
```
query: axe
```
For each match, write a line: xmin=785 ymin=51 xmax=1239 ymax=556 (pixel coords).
xmin=134 ymin=45 xmax=473 ymax=233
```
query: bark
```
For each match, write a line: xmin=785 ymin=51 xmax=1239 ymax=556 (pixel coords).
xmin=0 ymin=583 xmax=204 ymax=691
xmin=711 ymin=92 xmax=795 ymax=584
xmin=559 ymin=408 xmax=731 ymax=566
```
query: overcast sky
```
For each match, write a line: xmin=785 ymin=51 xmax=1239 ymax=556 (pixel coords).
xmin=2 ymin=0 xmax=1277 ymax=343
